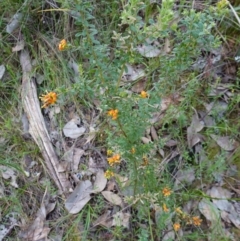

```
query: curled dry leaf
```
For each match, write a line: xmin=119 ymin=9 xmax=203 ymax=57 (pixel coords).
xmin=63 ymin=118 xmax=86 ymax=139
xmin=101 ymin=191 xmax=123 ymax=206
xmin=92 ymin=169 xmax=107 ymax=194
xmin=210 ymin=134 xmax=237 ymax=151
xmin=65 ymin=180 xmax=93 ymax=214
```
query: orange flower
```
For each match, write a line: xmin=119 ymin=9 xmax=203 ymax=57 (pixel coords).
xmin=107 ymin=109 xmax=118 ymax=120
xmin=163 ymin=203 xmax=169 ymax=212
xmin=104 ymin=170 xmax=114 ymax=179
xmin=140 ymin=90 xmax=148 ymax=98
xmin=162 ymin=187 xmax=172 ymax=197
xmin=39 ymin=91 xmax=57 ymax=108
xmin=58 ymin=39 xmax=67 ymax=51
xmin=107 ymin=154 xmax=121 ymax=166
xmin=173 ymin=223 xmax=180 ymax=232
xmin=192 ymin=216 xmax=202 ymax=226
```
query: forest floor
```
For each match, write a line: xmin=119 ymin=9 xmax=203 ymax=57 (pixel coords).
xmin=0 ymin=0 xmax=240 ymax=240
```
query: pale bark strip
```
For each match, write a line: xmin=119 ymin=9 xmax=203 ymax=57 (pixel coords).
xmin=20 ymin=49 xmax=71 ymax=194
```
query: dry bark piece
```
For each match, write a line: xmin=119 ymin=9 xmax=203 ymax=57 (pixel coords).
xmin=20 ymin=49 xmax=71 ymax=194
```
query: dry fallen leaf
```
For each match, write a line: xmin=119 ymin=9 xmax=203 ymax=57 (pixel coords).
xmin=101 ymin=191 xmax=123 ymax=206
xmin=210 ymin=134 xmax=237 ymax=151
xmin=92 ymin=169 xmax=107 ymax=194
xmin=208 ymin=186 xmax=232 ymax=212
xmin=63 ymin=118 xmax=86 ymax=139
xmin=199 ymin=198 xmax=220 ymax=225
xmin=65 ymin=180 xmax=93 ymax=214
xmin=174 ymin=167 xmax=195 ymax=189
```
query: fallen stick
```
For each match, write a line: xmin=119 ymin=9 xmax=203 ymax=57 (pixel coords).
xmin=20 ymin=49 xmax=71 ymax=195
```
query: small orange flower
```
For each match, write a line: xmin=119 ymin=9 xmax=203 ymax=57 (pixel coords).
xmin=58 ymin=39 xmax=67 ymax=51
xmin=162 ymin=187 xmax=172 ymax=197
xmin=39 ymin=91 xmax=57 ymax=108
xmin=107 ymin=109 xmax=118 ymax=120
xmin=107 ymin=154 xmax=121 ymax=166
xmin=173 ymin=223 xmax=180 ymax=232
xmin=140 ymin=90 xmax=148 ymax=98
xmin=192 ymin=216 xmax=202 ymax=226
xmin=163 ymin=203 xmax=169 ymax=212
xmin=104 ymin=170 xmax=114 ymax=179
